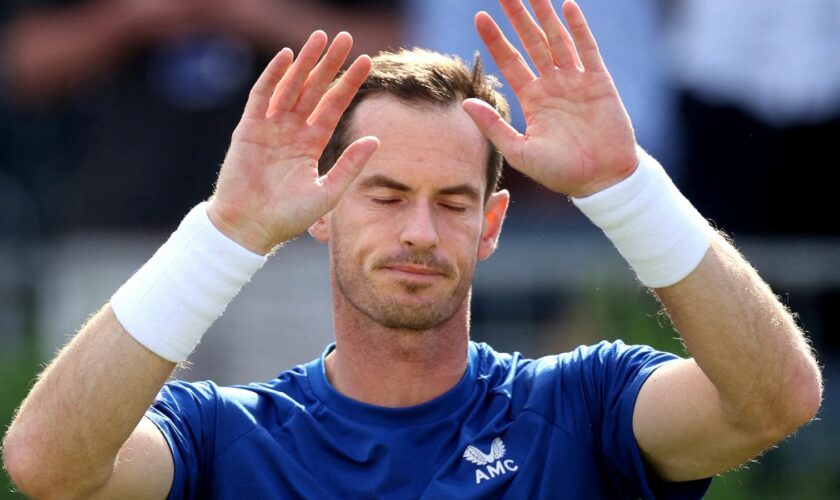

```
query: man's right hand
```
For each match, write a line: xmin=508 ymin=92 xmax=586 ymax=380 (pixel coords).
xmin=3 ymin=30 xmax=377 ymax=499
xmin=207 ymin=31 xmax=380 ymax=255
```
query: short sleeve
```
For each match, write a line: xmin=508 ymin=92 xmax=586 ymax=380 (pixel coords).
xmin=566 ymin=341 xmax=711 ymax=499
xmin=145 ymin=380 xmax=220 ymax=500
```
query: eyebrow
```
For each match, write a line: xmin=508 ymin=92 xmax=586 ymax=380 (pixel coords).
xmin=438 ymin=184 xmax=481 ymax=202
xmin=358 ymin=174 xmax=411 ymax=192
xmin=358 ymin=174 xmax=481 ymax=202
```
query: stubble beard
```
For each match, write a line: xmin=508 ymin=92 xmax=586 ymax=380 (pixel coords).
xmin=331 ymin=227 xmax=473 ymax=331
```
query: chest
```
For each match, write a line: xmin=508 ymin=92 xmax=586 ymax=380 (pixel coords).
xmin=203 ymin=411 xmax=605 ymax=499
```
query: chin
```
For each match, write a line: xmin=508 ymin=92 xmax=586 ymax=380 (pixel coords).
xmin=371 ymin=310 xmax=454 ymax=331
xmin=365 ymin=291 xmax=466 ymax=331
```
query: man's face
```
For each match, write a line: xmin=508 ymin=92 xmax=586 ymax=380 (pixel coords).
xmin=313 ymin=95 xmax=508 ymax=330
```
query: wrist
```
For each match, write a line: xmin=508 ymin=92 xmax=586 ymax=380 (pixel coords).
xmin=571 ymin=146 xmax=713 ymax=288
xmin=206 ymin=199 xmax=276 ymax=256
xmin=569 ymin=150 xmax=639 ymax=199
xmin=111 ymin=202 xmax=267 ymax=362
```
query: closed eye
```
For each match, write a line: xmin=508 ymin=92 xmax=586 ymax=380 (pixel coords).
xmin=372 ymin=198 xmax=400 ymax=205
xmin=440 ymin=203 xmax=467 ymax=213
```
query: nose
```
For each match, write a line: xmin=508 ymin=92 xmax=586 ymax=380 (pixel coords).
xmin=400 ymin=202 xmax=439 ymax=250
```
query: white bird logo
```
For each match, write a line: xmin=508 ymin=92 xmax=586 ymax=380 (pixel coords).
xmin=462 ymin=437 xmax=506 ymax=466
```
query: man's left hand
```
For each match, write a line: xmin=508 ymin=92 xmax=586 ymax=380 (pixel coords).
xmin=464 ymin=0 xmax=637 ymax=198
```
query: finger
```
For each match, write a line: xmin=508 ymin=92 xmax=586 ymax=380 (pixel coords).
xmin=243 ymin=48 xmax=293 ymax=119
xmin=462 ymin=98 xmax=523 ymax=168
xmin=294 ymin=32 xmax=354 ymax=117
xmin=308 ymin=55 xmax=371 ymax=134
xmin=474 ymin=11 xmax=535 ymax=94
xmin=321 ymin=136 xmax=380 ymax=206
xmin=498 ymin=0 xmax=555 ymax=73
xmin=529 ymin=0 xmax=581 ymax=69
xmin=562 ymin=0 xmax=606 ymax=72
xmin=270 ymin=31 xmax=329 ymax=114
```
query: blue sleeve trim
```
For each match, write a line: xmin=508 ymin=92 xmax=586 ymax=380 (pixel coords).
xmin=144 ymin=380 xmax=219 ymax=500
xmin=144 ymin=409 xmax=185 ymax=500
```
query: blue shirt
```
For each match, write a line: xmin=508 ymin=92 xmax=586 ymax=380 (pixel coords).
xmin=147 ymin=341 xmax=712 ymax=499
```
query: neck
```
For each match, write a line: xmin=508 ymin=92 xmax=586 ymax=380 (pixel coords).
xmin=325 ymin=292 xmax=470 ymax=408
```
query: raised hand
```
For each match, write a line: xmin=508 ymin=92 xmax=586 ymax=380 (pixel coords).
xmin=463 ymin=0 xmax=637 ymax=198
xmin=208 ymin=32 xmax=379 ymax=254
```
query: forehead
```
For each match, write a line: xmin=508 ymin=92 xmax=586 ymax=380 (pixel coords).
xmin=348 ymin=95 xmax=488 ymax=190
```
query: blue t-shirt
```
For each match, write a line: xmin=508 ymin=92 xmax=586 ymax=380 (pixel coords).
xmin=146 ymin=341 xmax=712 ymax=499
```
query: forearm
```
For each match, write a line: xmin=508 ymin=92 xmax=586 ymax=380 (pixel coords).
xmin=571 ymin=146 xmax=822 ymax=429
xmin=572 ymin=147 xmax=824 ymax=479
xmin=3 ymin=305 xmax=175 ymax=497
xmin=655 ymin=233 xmax=822 ymax=430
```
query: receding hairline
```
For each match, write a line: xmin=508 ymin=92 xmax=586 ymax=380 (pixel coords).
xmin=342 ymin=94 xmax=493 ymax=197
xmin=343 ymin=93 xmax=481 ymax=140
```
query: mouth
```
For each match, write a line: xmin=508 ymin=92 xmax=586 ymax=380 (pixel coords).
xmin=382 ymin=264 xmax=447 ymax=277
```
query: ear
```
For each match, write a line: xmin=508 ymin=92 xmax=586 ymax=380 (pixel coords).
xmin=478 ymin=189 xmax=509 ymax=261
xmin=308 ymin=216 xmax=330 ymax=243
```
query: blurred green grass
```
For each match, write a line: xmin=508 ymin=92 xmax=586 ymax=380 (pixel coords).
xmin=1 ymin=341 xmax=38 ymax=499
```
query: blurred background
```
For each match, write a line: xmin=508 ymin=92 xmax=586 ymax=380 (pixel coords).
xmin=1 ymin=0 xmax=838 ymax=497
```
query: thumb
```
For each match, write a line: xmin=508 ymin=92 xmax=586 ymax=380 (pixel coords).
xmin=462 ymin=98 xmax=522 ymax=165
xmin=320 ymin=136 xmax=380 ymax=206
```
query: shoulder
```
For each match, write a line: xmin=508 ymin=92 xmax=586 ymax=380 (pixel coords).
xmin=558 ymin=340 xmax=681 ymax=376
xmin=149 ymin=364 xmax=317 ymax=444
xmin=223 ymin=364 xmax=320 ymax=418
xmin=474 ymin=339 xmax=679 ymax=389
xmin=152 ymin=379 xmax=221 ymax=417
xmin=472 ymin=341 xmax=682 ymax=426
xmin=520 ymin=340 xmax=684 ymax=387
xmin=155 ymin=364 xmax=312 ymax=404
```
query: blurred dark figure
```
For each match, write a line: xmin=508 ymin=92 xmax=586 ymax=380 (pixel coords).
xmin=0 ymin=0 xmax=400 ymax=236
xmin=664 ymin=0 xmax=840 ymax=236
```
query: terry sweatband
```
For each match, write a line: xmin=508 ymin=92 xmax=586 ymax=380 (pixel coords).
xmin=111 ymin=202 xmax=267 ymax=362
xmin=571 ymin=147 xmax=713 ymax=288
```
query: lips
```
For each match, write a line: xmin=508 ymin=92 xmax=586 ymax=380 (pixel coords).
xmin=374 ymin=252 xmax=454 ymax=279
xmin=383 ymin=264 xmax=446 ymax=276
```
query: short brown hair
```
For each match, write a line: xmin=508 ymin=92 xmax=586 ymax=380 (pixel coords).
xmin=319 ymin=48 xmax=510 ymax=199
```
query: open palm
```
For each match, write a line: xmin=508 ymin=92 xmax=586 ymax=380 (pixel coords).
xmin=464 ymin=0 xmax=637 ymax=199
xmin=208 ymin=32 xmax=379 ymax=254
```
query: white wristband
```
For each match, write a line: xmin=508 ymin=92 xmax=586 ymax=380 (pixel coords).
xmin=571 ymin=147 xmax=713 ymax=288
xmin=111 ymin=202 xmax=267 ymax=362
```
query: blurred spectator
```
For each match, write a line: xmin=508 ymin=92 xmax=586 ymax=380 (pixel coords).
xmin=0 ymin=0 xmax=400 ymax=236
xmin=664 ymin=0 xmax=840 ymax=235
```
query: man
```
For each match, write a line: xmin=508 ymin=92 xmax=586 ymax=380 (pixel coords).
xmin=2 ymin=1 xmax=822 ymax=498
